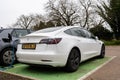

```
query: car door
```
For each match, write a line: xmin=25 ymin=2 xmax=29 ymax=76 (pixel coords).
xmin=82 ymin=29 xmax=100 ymax=59
xmin=69 ymin=27 xmax=101 ymax=61
xmin=68 ymin=28 xmax=93 ymax=61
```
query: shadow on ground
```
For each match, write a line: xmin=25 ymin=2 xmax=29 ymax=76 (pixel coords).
xmin=5 ymin=57 xmax=110 ymax=80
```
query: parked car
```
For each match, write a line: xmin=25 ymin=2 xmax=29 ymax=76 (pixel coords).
xmin=16 ymin=26 xmax=105 ymax=72
xmin=0 ymin=28 xmax=31 ymax=66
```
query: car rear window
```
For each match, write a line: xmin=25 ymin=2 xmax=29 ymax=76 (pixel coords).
xmin=35 ymin=27 xmax=63 ymax=33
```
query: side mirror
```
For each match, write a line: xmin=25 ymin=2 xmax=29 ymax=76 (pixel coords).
xmin=95 ymin=36 xmax=99 ymax=40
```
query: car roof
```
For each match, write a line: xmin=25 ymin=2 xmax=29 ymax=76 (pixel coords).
xmin=0 ymin=28 xmax=29 ymax=37
xmin=33 ymin=26 xmax=83 ymax=34
xmin=0 ymin=28 xmax=29 ymax=30
xmin=60 ymin=26 xmax=82 ymax=30
xmin=27 ymin=26 xmax=82 ymax=36
xmin=50 ymin=26 xmax=83 ymax=32
xmin=39 ymin=26 xmax=82 ymax=31
xmin=0 ymin=28 xmax=27 ymax=33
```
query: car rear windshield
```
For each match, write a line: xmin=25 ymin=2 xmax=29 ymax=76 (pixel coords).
xmin=35 ymin=27 xmax=63 ymax=33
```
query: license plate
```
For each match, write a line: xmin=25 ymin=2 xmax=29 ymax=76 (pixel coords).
xmin=22 ymin=43 xmax=36 ymax=49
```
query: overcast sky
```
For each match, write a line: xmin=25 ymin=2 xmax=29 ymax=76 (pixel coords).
xmin=0 ymin=0 xmax=108 ymax=28
xmin=0 ymin=0 xmax=48 ymax=28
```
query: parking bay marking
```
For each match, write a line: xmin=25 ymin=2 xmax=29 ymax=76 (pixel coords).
xmin=78 ymin=56 xmax=117 ymax=80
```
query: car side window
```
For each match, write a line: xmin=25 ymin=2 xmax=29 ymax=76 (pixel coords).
xmin=77 ymin=28 xmax=86 ymax=37
xmin=83 ymin=30 xmax=95 ymax=39
xmin=15 ymin=30 xmax=29 ymax=38
xmin=83 ymin=30 xmax=91 ymax=38
xmin=64 ymin=29 xmax=72 ymax=35
xmin=90 ymin=33 xmax=96 ymax=39
xmin=70 ymin=28 xmax=81 ymax=36
xmin=68 ymin=28 xmax=86 ymax=37
xmin=12 ymin=30 xmax=18 ymax=37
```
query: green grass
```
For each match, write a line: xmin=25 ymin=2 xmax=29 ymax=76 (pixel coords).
xmin=5 ymin=57 xmax=110 ymax=80
xmin=103 ymin=40 xmax=120 ymax=45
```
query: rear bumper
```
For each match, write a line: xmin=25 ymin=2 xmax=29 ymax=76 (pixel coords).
xmin=16 ymin=42 xmax=70 ymax=67
xmin=17 ymin=51 xmax=67 ymax=67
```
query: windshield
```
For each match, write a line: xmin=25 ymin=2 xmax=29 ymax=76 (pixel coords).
xmin=35 ymin=27 xmax=63 ymax=33
xmin=0 ymin=29 xmax=12 ymax=38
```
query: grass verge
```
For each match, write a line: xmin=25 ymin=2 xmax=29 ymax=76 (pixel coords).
xmin=103 ymin=40 xmax=120 ymax=45
xmin=5 ymin=57 xmax=110 ymax=80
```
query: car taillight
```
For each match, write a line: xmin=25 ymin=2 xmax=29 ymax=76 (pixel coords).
xmin=39 ymin=38 xmax=62 ymax=44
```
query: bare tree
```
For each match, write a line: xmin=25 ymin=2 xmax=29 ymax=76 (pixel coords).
xmin=78 ymin=0 xmax=94 ymax=29
xmin=32 ymin=14 xmax=55 ymax=30
xmin=12 ymin=0 xmax=103 ymax=31
xmin=31 ymin=14 xmax=46 ymax=29
xmin=14 ymin=14 xmax=34 ymax=29
xmin=46 ymin=0 xmax=79 ymax=26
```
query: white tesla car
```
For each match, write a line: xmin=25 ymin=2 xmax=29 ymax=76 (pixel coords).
xmin=16 ymin=26 xmax=105 ymax=72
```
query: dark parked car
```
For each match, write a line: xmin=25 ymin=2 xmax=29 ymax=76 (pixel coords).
xmin=0 ymin=28 xmax=31 ymax=66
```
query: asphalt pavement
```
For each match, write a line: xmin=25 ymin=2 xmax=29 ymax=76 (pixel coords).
xmin=84 ymin=46 xmax=120 ymax=80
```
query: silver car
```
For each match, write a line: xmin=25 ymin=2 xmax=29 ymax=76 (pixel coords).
xmin=0 ymin=28 xmax=31 ymax=66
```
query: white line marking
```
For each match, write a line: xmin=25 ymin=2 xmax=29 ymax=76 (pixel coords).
xmin=78 ymin=56 xmax=116 ymax=80
xmin=14 ymin=65 xmax=27 ymax=68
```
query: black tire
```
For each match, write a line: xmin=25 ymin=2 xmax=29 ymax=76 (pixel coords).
xmin=0 ymin=48 xmax=16 ymax=66
xmin=65 ymin=48 xmax=80 ymax=72
xmin=99 ymin=45 xmax=105 ymax=58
